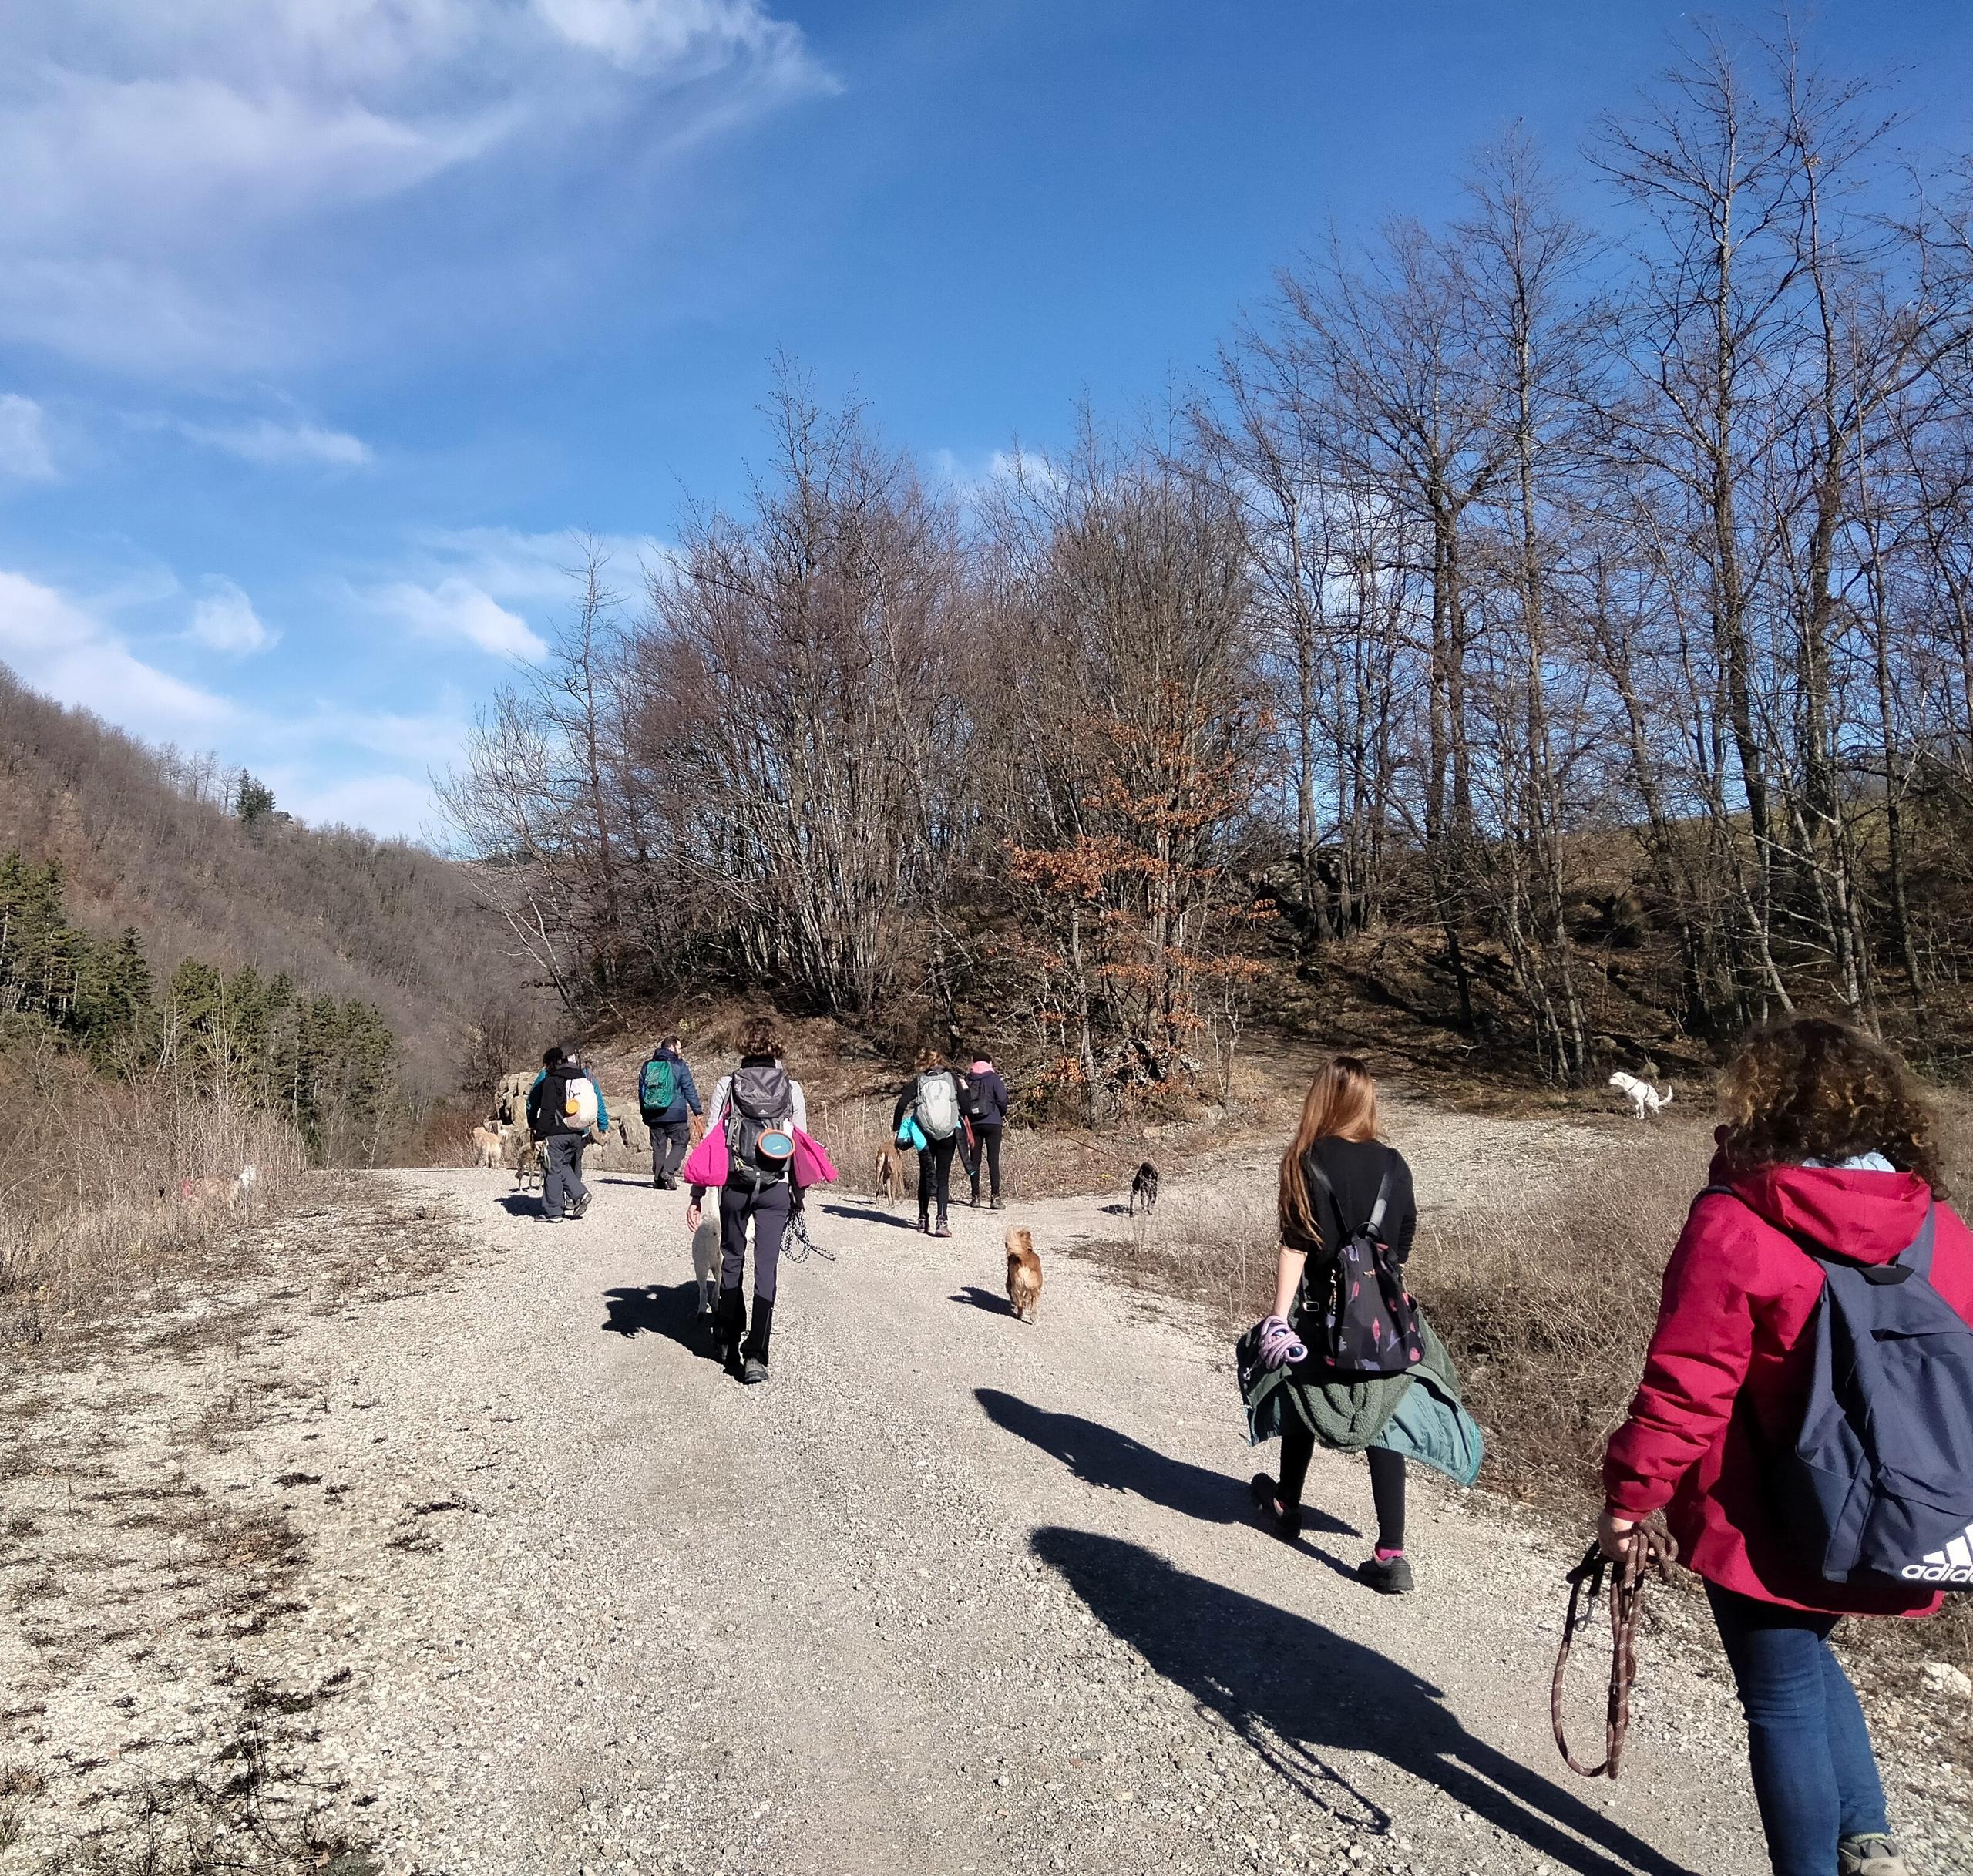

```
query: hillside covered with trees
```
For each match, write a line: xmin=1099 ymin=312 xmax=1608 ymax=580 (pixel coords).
xmin=0 ymin=665 xmax=545 ymax=1098
xmin=442 ymin=33 xmax=1973 ymax=1104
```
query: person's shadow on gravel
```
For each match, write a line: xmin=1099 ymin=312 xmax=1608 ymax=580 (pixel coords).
xmin=976 ymin=1388 xmax=1353 ymax=1536
xmin=1034 ymin=1528 xmax=1698 ymax=1876
xmin=600 ymin=1281 xmax=712 ymax=1360
xmin=822 ymin=1202 xmax=918 ymax=1231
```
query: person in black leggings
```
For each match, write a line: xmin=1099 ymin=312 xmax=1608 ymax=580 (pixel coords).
xmin=1249 ymin=1054 xmax=1420 ymax=1595
xmin=958 ymin=1057 xmax=1010 ymax=1209
xmin=893 ymin=1049 xmax=960 ymax=1237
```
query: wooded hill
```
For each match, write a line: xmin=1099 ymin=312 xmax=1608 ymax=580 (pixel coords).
xmin=0 ymin=665 xmax=540 ymax=1097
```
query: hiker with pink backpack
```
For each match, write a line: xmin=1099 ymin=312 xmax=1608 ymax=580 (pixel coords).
xmin=1600 ymin=1018 xmax=1973 ymax=1876
xmin=683 ymin=1020 xmax=837 ymax=1385
xmin=894 ymin=1050 xmax=965 ymax=1237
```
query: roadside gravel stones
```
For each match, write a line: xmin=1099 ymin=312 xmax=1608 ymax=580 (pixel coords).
xmin=1922 ymin=1660 xmax=1972 ymax=1701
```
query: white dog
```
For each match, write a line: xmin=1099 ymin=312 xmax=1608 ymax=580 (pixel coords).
xmin=1608 ymin=1071 xmax=1674 ymax=1118
xmin=690 ymin=1213 xmax=724 ymax=1322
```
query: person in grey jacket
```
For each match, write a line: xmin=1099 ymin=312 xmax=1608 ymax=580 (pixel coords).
xmin=640 ymin=1034 xmax=701 ymax=1191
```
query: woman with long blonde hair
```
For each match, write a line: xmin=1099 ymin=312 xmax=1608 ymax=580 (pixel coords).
xmin=1250 ymin=1055 xmax=1420 ymax=1592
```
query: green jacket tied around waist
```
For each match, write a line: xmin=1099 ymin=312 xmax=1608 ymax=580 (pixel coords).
xmin=1239 ymin=1314 xmax=1484 ymax=1488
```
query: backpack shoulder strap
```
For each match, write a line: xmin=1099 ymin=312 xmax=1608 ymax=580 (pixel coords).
xmin=1896 ymin=1202 xmax=1938 ymax=1281
xmin=1366 ymin=1152 xmax=1394 ymax=1234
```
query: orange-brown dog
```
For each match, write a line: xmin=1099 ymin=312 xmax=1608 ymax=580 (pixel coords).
xmin=1005 ymin=1225 xmax=1043 ymax=1323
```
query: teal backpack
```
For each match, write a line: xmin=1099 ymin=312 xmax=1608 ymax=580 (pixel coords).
xmin=640 ymin=1053 xmax=677 ymax=1117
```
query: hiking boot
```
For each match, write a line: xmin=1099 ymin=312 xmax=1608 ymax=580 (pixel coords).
xmin=916 ymin=1218 xmax=931 ymax=1234
xmin=934 ymin=1220 xmax=953 ymax=1239
xmin=990 ymin=1197 xmax=1005 ymax=1212
xmin=572 ymin=1193 xmax=591 ymax=1219
xmin=1840 ymin=1837 xmax=1911 ymax=1876
xmin=741 ymin=1357 xmax=770 ymax=1385
xmin=1249 ymin=1474 xmax=1302 ymax=1542
xmin=1356 ymin=1553 xmax=1414 ymax=1595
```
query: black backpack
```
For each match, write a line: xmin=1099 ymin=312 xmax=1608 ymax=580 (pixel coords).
xmin=724 ymin=1063 xmax=794 ymax=1188
xmin=1705 ymin=1187 xmax=1973 ymax=1589
xmin=1299 ymin=1151 xmax=1424 ymax=1377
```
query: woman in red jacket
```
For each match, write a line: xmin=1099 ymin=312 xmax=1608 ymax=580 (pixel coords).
xmin=1601 ymin=1019 xmax=1973 ymax=1876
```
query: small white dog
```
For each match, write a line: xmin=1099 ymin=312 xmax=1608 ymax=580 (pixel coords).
xmin=690 ymin=1214 xmax=722 ymax=1322
xmin=1608 ymin=1071 xmax=1674 ymax=1118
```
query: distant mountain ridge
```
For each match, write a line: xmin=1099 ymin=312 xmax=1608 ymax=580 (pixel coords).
xmin=0 ymin=664 xmax=539 ymax=1094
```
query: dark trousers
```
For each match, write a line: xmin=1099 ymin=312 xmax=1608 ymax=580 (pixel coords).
xmin=917 ymin=1135 xmax=957 ymax=1222
xmin=968 ymin=1125 xmax=1003 ymax=1199
xmin=543 ymin=1133 xmax=587 ymax=1219
xmin=1705 ymin=1583 xmax=1888 ymax=1876
xmin=1279 ymin=1419 xmax=1406 ymax=1552
xmin=650 ymin=1118 xmax=690 ymax=1184
xmin=718 ymin=1182 xmax=792 ymax=1361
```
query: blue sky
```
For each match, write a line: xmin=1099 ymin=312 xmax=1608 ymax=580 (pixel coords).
xmin=2 ymin=0 xmax=1971 ymax=840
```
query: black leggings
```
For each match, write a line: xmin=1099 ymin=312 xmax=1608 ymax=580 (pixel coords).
xmin=968 ymin=1125 xmax=1003 ymax=1199
xmin=917 ymin=1135 xmax=956 ymax=1221
xmin=1279 ymin=1419 xmax=1406 ymax=1552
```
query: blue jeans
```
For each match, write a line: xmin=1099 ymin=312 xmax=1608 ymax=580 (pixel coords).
xmin=1705 ymin=1583 xmax=1888 ymax=1875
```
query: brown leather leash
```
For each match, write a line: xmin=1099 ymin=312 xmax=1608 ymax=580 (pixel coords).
xmin=1551 ymin=1516 xmax=1679 ymax=1779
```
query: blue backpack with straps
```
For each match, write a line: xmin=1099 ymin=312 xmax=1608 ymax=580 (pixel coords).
xmin=1709 ymin=1185 xmax=1973 ymax=1589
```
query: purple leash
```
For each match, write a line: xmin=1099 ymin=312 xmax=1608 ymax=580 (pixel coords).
xmin=1256 ymin=1314 xmax=1307 ymax=1370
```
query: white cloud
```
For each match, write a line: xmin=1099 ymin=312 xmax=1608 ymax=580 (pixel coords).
xmin=0 ymin=1 xmax=827 ymax=374
xmin=0 ymin=394 xmax=56 ymax=481
xmin=370 ymin=575 xmax=547 ymax=661
xmin=929 ymin=445 xmax=1061 ymax=506
xmin=0 ymin=567 xmax=232 ymax=738
xmin=415 ymin=525 xmax=665 ymax=603
xmin=188 ymin=576 xmax=274 ymax=654
xmin=271 ymin=771 xmax=437 ymax=839
xmin=180 ymin=416 xmax=373 ymax=469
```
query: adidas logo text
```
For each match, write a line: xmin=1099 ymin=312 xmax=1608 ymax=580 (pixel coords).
xmin=1900 ymin=1523 xmax=1973 ymax=1584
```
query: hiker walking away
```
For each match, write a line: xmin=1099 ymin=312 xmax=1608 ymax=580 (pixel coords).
xmin=1600 ymin=1019 xmax=1973 ymax=1876
xmin=688 ymin=1021 xmax=808 ymax=1383
xmin=526 ymin=1046 xmax=610 ymax=1223
xmin=1244 ymin=1055 xmax=1479 ymax=1595
xmin=895 ymin=1049 xmax=963 ymax=1237
xmin=640 ymin=1033 xmax=701 ymax=1190
xmin=958 ymin=1056 xmax=1010 ymax=1210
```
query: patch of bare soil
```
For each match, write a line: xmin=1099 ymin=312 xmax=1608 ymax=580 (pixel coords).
xmin=0 ymin=1175 xmax=469 ymax=1872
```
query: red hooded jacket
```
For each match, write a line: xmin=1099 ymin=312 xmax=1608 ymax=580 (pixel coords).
xmin=1603 ymin=1155 xmax=1973 ymax=1616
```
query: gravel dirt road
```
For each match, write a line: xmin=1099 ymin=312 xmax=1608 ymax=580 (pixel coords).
xmin=9 ymin=1118 xmax=1969 ymax=1875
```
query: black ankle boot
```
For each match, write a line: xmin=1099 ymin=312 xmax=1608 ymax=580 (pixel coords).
xmin=716 ymin=1286 xmax=745 ymax=1367
xmin=741 ymin=1294 xmax=774 ymax=1366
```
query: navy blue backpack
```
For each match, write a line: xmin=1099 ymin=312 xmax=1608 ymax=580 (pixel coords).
xmin=1713 ymin=1187 xmax=1973 ymax=1589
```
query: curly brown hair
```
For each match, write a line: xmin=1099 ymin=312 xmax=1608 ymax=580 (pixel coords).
xmin=1717 ymin=1017 xmax=1944 ymax=1193
xmin=740 ymin=1017 xmax=782 ymax=1061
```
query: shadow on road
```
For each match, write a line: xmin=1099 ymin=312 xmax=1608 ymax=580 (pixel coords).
xmin=822 ymin=1202 xmax=917 ymax=1231
xmin=496 ymin=1194 xmax=543 ymax=1219
xmin=1035 ymin=1528 xmax=1696 ymax=1876
xmin=976 ymin=1387 xmax=1353 ymax=1537
xmin=600 ymin=1280 xmax=715 ymax=1360
xmin=952 ymin=1284 xmax=1016 ymax=1318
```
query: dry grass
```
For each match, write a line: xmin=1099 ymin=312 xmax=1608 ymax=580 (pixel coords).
xmin=1414 ymin=1118 xmax=1713 ymax=1503
xmin=0 ymin=1040 xmax=304 ymax=1345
